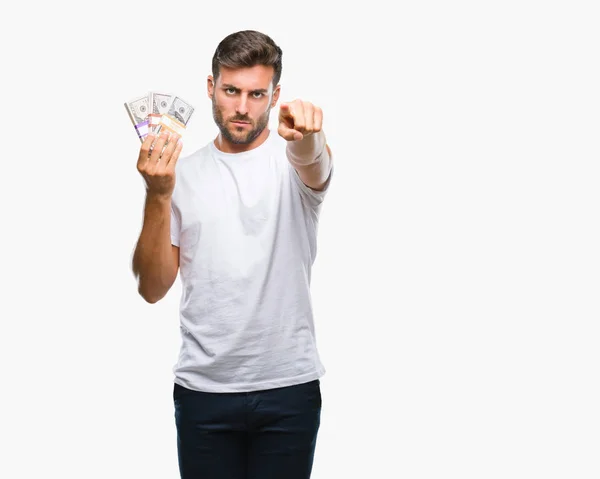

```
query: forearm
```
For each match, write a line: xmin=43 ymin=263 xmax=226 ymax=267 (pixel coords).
xmin=286 ymin=130 xmax=332 ymax=190
xmin=132 ymin=194 xmax=178 ymax=303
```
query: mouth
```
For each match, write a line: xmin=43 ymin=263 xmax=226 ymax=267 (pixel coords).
xmin=231 ymin=120 xmax=251 ymax=126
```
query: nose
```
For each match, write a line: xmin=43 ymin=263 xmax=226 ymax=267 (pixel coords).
xmin=235 ymin=93 xmax=249 ymax=116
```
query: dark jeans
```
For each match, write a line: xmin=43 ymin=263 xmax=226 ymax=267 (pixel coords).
xmin=173 ymin=379 xmax=322 ymax=479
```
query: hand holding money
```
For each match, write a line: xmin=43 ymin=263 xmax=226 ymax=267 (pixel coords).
xmin=136 ymin=131 xmax=183 ymax=199
xmin=127 ymin=91 xmax=194 ymax=197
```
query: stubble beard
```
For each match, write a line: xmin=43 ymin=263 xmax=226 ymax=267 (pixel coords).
xmin=212 ymin=97 xmax=270 ymax=145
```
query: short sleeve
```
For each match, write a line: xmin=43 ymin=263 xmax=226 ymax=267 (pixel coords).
xmin=289 ymin=154 xmax=334 ymax=209
xmin=170 ymin=202 xmax=181 ymax=247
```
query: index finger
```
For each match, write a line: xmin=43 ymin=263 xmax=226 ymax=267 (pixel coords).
xmin=279 ymin=103 xmax=295 ymax=119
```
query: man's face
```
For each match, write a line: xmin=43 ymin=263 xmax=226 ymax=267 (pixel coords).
xmin=208 ymin=65 xmax=280 ymax=146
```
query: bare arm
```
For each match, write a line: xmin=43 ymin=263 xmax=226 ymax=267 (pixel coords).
xmin=278 ymin=101 xmax=333 ymax=191
xmin=286 ymin=130 xmax=333 ymax=191
xmin=131 ymin=130 xmax=183 ymax=303
xmin=132 ymin=194 xmax=180 ymax=303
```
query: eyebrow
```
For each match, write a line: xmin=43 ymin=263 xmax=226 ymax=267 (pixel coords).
xmin=222 ymin=84 xmax=269 ymax=94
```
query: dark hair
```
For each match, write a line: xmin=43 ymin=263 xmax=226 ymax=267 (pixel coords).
xmin=212 ymin=30 xmax=283 ymax=87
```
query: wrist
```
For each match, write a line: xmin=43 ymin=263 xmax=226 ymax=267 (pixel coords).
xmin=145 ymin=192 xmax=172 ymax=207
xmin=286 ymin=130 xmax=326 ymax=166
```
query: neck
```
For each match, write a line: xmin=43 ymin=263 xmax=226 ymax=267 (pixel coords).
xmin=213 ymin=128 xmax=271 ymax=154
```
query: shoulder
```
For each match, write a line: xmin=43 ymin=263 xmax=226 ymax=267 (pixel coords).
xmin=174 ymin=141 xmax=214 ymax=177
xmin=177 ymin=141 xmax=211 ymax=167
xmin=172 ymin=142 xmax=212 ymax=198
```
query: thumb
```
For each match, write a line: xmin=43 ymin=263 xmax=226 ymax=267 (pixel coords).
xmin=278 ymin=122 xmax=303 ymax=141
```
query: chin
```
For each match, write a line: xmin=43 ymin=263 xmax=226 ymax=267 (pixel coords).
xmin=228 ymin=133 xmax=252 ymax=145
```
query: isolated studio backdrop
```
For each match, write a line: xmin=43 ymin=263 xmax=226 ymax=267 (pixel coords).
xmin=2 ymin=2 xmax=600 ymax=478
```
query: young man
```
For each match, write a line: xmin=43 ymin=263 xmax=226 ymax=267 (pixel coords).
xmin=131 ymin=30 xmax=333 ymax=478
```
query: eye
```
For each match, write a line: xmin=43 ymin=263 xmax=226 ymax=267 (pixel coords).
xmin=225 ymin=87 xmax=236 ymax=94
xmin=252 ymin=92 xmax=264 ymax=98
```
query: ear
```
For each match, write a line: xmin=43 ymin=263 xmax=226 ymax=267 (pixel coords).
xmin=271 ymin=84 xmax=281 ymax=108
xmin=207 ymin=75 xmax=215 ymax=99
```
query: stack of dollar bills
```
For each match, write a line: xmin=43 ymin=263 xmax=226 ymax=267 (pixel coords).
xmin=124 ymin=92 xmax=195 ymax=142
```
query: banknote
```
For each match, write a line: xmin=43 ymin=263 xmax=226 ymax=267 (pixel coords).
xmin=148 ymin=92 xmax=172 ymax=133
xmin=124 ymin=95 xmax=150 ymax=142
xmin=155 ymin=96 xmax=195 ymax=137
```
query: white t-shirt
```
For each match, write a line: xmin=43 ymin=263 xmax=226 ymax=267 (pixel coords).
xmin=170 ymin=130 xmax=333 ymax=393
